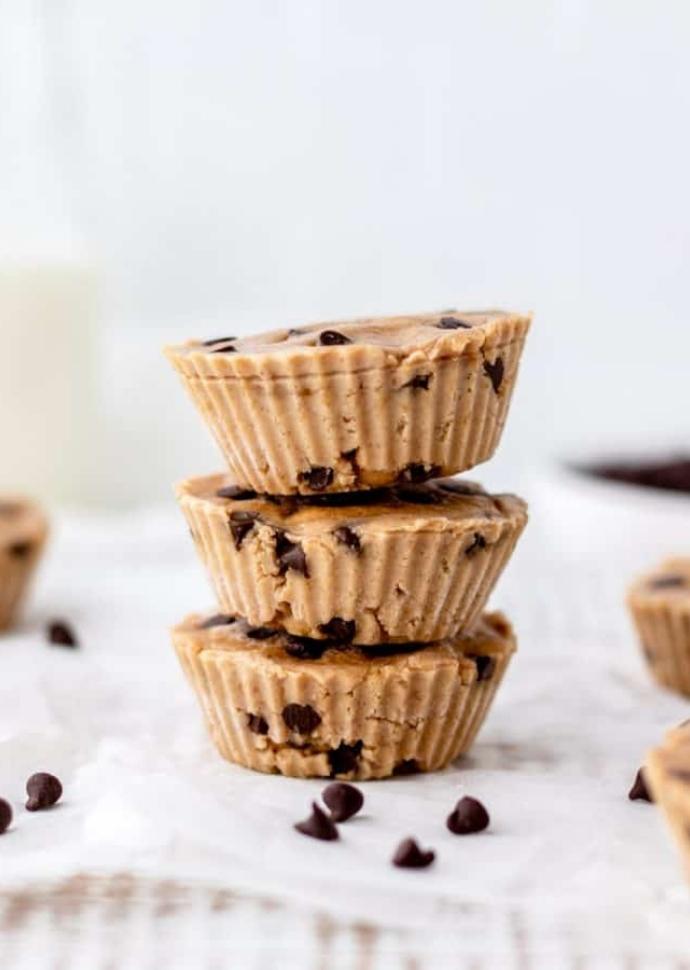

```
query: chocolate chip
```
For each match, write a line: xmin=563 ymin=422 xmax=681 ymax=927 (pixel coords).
xmin=8 ymin=541 xmax=31 ymax=558
xmin=483 ymin=357 xmax=504 ymax=393
xmin=26 ymin=773 xmax=63 ymax=812
xmin=211 ymin=343 xmax=237 ymax=354
xmin=203 ymin=336 xmax=237 ymax=346
xmin=327 ymin=742 xmax=363 ymax=777
xmin=247 ymin=713 xmax=269 ymax=735
xmin=229 ymin=510 xmax=259 ymax=550
xmin=299 ymin=466 xmax=334 ymax=491
xmin=392 ymin=838 xmax=435 ymax=869
xmin=629 ymin=767 xmax=654 ymax=802
xmin=275 ymin=532 xmax=309 ymax=577
xmin=200 ymin=614 xmax=236 ymax=629
xmin=282 ymin=704 xmax=321 ymax=734
xmin=333 ymin=526 xmax=361 ymax=552
xmin=284 ymin=636 xmax=329 ymax=660
xmin=437 ymin=316 xmax=471 ymax=330
xmin=393 ymin=759 xmax=420 ymax=776
xmin=446 ymin=796 xmax=490 ymax=835
xmin=0 ymin=799 xmax=11 ymax=834
xmin=670 ymin=769 xmax=690 ymax=783
xmin=245 ymin=626 xmax=277 ymax=640
xmin=397 ymin=463 xmax=441 ymax=485
xmin=469 ymin=655 xmax=496 ymax=682
xmin=465 ymin=533 xmax=487 ymax=557
xmin=402 ymin=374 xmax=431 ymax=390
xmin=294 ymin=802 xmax=339 ymax=841
xmin=318 ymin=618 xmax=355 ymax=642
xmin=323 ymin=781 xmax=364 ymax=821
xmin=47 ymin=621 xmax=78 ymax=648
xmin=395 ymin=485 xmax=441 ymax=505
xmin=216 ymin=485 xmax=258 ymax=500
xmin=650 ymin=575 xmax=687 ymax=590
xmin=318 ymin=330 xmax=352 ymax=346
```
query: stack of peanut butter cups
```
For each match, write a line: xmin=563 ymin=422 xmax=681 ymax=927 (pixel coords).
xmin=165 ymin=309 xmax=531 ymax=780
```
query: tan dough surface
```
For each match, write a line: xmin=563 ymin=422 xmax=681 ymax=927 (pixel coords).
xmin=628 ymin=559 xmax=690 ymax=697
xmin=0 ymin=498 xmax=48 ymax=631
xmin=164 ymin=309 xmax=531 ymax=493
xmin=647 ymin=721 xmax=690 ymax=882
xmin=172 ymin=611 xmax=516 ymax=780
xmin=178 ymin=474 xmax=527 ymax=642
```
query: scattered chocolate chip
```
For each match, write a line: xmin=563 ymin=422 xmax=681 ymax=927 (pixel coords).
xmin=284 ymin=635 xmax=329 ymax=660
xmin=283 ymin=704 xmax=321 ymax=734
xmin=395 ymin=485 xmax=441 ymax=505
xmin=203 ymin=336 xmax=237 ymax=346
xmin=333 ymin=526 xmax=361 ymax=552
xmin=247 ymin=713 xmax=269 ymax=735
xmin=299 ymin=466 xmax=334 ymax=491
xmin=629 ymin=768 xmax=654 ymax=802
xmin=397 ymin=463 xmax=441 ymax=485
xmin=216 ymin=485 xmax=258 ymax=500
xmin=670 ymin=769 xmax=690 ymax=783
xmin=275 ymin=532 xmax=309 ymax=577
xmin=323 ymin=781 xmax=364 ymax=821
xmin=318 ymin=330 xmax=352 ymax=346
xmin=294 ymin=802 xmax=339 ymax=841
xmin=327 ymin=742 xmax=364 ymax=778
xmin=468 ymin=655 xmax=496 ymax=682
xmin=446 ymin=796 xmax=490 ymax=835
xmin=200 ymin=614 xmax=236 ymax=629
xmin=229 ymin=510 xmax=259 ymax=550
xmin=437 ymin=316 xmax=472 ymax=330
xmin=392 ymin=837 xmax=435 ymax=869
xmin=465 ymin=533 xmax=487 ymax=557
xmin=483 ymin=357 xmax=504 ymax=393
xmin=393 ymin=759 xmax=420 ymax=776
xmin=8 ymin=541 xmax=31 ymax=558
xmin=402 ymin=373 xmax=431 ymax=390
xmin=47 ymin=621 xmax=78 ymax=648
xmin=0 ymin=799 xmax=12 ymax=834
xmin=318 ymin=617 xmax=355 ymax=642
xmin=26 ymin=773 xmax=63 ymax=812
xmin=650 ymin=575 xmax=687 ymax=590
xmin=245 ymin=626 xmax=277 ymax=640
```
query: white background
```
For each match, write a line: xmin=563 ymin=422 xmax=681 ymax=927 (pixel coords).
xmin=2 ymin=0 xmax=690 ymax=504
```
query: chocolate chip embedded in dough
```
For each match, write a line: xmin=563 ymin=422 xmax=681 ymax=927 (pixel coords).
xmin=333 ymin=526 xmax=361 ymax=552
xmin=468 ymin=655 xmax=496 ymax=682
xmin=395 ymin=485 xmax=441 ymax=505
xmin=294 ymin=802 xmax=339 ymax=841
xmin=229 ymin=510 xmax=259 ymax=550
xmin=203 ymin=336 xmax=237 ymax=346
xmin=340 ymin=447 xmax=360 ymax=484
xmin=318 ymin=330 xmax=352 ymax=346
xmin=392 ymin=837 xmax=435 ymax=869
xmin=465 ymin=533 xmax=487 ymax=557
xmin=247 ymin=713 xmax=269 ymax=735
xmin=26 ymin=772 xmax=63 ymax=811
xmin=216 ymin=485 xmax=258 ymax=500
xmin=275 ymin=532 xmax=309 ymax=577
xmin=392 ymin=759 xmax=420 ymax=776
xmin=282 ymin=703 xmax=321 ymax=734
xmin=8 ymin=541 xmax=31 ymax=558
xmin=322 ymin=781 xmax=364 ymax=821
xmin=483 ymin=356 xmax=504 ymax=393
xmin=402 ymin=373 xmax=431 ymax=390
xmin=628 ymin=768 xmax=654 ymax=803
xmin=317 ymin=618 xmax=355 ymax=642
xmin=327 ymin=742 xmax=364 ymax=778
xmin=397 ymin=463 xmax=441 ymax=485
xmin=437 ymin=316 xmax=472 ymax=330
xmin=245 ymin=626 xmax=277 ymax=640
xmin=200 ymin=614 xmax=236 ymax=630
xmin=299 ymin=466 xmax=334 ymax=492
xmin=446 ymin=796 xmax=490 ymax=835
xmin=649 ymin=575 xmax=687 ymax=590
xmin=284 ymin=636 xmax=330 ymax=660
xmin=670 ymin=769 xmax=690 ymax=783
xmin=0 ymin=799 xmax=12 ymax=834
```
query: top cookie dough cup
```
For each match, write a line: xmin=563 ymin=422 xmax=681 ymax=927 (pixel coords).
xmin=164 ymin=309 xmax=531 ymax=495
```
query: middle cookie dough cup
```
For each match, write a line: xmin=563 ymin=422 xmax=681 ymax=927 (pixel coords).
xmin=628 ymin=559 xmax=690 ymax=697
xmin=172 ymin=611 xmax=517 ymax=780
xmin=177 ymin=474 xmax=527 ymax=643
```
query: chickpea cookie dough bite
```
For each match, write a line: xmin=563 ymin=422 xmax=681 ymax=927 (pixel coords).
xmin=164 ymin=309 xmax=532 ymax=495
xmin=0 ymin=498 xmax=48 ymax=631
xmin=628 ymin=559 xmax=690 ymax=697
xmin=172 ymin=610 xmax=517 ymax=780
xmin=646 ymin=722 xmax=690 ymax=882
xmin=177 ymin=474 xmax=527 ymax=644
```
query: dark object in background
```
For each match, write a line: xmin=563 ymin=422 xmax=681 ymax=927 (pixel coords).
xmin=26 ymin=772 xmax=63 ymax=811
xmin=47 ymin=620 xmax=78 ymax=647
xmin=0 ymin=798 xmax=12 ymax=834
xmin=586 ymin=456 xmax=690 ymax=494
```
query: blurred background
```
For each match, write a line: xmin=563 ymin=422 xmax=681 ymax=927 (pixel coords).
xmin=2 ymin=0 xmax=689 ymax=507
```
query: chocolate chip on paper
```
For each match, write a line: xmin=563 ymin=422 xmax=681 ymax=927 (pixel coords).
xmin=322 ymin=782 xmax=364 ymax=822
xmin=26 ymin=773 xmax=63 ymax=812
xmin=446 ymin=796 xmax=490 ymax=835
xmin=294 ymin=802 xmax=339 ymax=841
xmin=392 ymin=837 xmax=435 ymax=869
xmin=47 ymin=621 xmax=78 ymax=648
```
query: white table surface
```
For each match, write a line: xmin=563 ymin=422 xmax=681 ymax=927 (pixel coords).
xmin=0 ymin=486 xmax=688 ymax=969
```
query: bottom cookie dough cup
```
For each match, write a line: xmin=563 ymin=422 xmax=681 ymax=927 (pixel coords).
xmin=628 ymin=560 xmax=690 ymax=697
xmin=0 ymin=498 xmax=48 ymax=631
xmin=172 ymin=611 xmax=516 ymax=780
xmin=646 ymin=722 xmax=690 ymax=883
xmin=178 ymin=474 xmax=527 ymax=643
